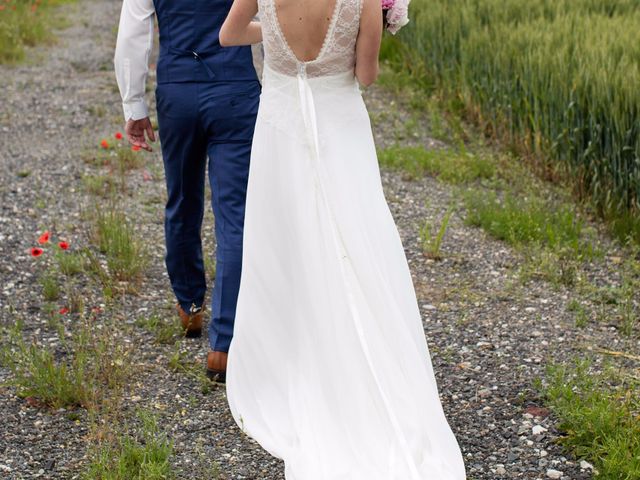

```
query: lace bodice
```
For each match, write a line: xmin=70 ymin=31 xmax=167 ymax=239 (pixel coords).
xmin=258 ymin=0 xmax=362 ymax=78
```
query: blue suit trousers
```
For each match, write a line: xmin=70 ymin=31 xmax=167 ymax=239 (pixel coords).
xmin=156 ymin=80 xmax=260 ymax=352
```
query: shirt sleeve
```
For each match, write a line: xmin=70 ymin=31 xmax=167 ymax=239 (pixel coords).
xmin=114 ymin=0 xmax=155 ymax=122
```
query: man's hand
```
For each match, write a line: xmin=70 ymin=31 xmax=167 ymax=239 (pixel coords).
xmin=125 ymin=117 xmax=156 ymax=152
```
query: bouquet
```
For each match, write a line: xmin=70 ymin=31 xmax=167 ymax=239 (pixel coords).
xmin=382 ymin=0 xmax=410 ymax=35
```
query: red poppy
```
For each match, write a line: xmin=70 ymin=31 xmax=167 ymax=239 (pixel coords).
xmin=59 ymin=307 xmax=69 ymax=315
xmin=38 ymin=231 xmax=50 ymax=244
xmin=30 ymin=4 xmax=36 ymax=12
xmin=0 ymin=6 xmax=5 ymax=10
xmin=115 ymin=132 xmax=123 ymax=140
xmin=58 ymin=241 xmax=70 ymax=250
xmin=31 ymin=247 xmax=44 ymax=257
xmin=131 ymin=145 xmax=141 ymax=151
xmin=100 ymin=139 xmax=109 ymax=149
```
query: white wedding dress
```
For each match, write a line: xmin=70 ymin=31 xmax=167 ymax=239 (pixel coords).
xmin=226 ymin=0 xmax=467 ymax=478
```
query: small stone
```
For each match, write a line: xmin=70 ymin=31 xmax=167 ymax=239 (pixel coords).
xmin=495 ymin=465 xmax=506 ymax=475
xmin=532 ymin=425 xmax=548 ymax=435
xmin=580 ymin=460 xmax=594 ymax=470
xmin=524 ymin=406 xmax=550 ymax=418
xmin=478 ymin=388 xmax=491 ymax=398
xmin=547 ymin=469 xmax=563 ymax=479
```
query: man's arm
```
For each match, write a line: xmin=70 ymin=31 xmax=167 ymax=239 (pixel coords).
xmin=114 ymin=0 xmax=156 ymax=151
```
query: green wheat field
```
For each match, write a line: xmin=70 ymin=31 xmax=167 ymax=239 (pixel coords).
xmin=386 ymin=0 xmax=640 ymax=241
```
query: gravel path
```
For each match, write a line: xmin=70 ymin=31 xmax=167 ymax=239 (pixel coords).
xmin=1 ymin=1 xmax=637 ymax=479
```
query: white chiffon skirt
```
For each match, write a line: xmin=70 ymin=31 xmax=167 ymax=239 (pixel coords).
xmin=226 ymin=66 xmax=466 ymax=480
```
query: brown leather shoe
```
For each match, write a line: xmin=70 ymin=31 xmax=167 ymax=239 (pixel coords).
xmin=206 ymin=350 xmax=227 ymax=384
xmin=176 ymin=304 xmax=204 ymax=338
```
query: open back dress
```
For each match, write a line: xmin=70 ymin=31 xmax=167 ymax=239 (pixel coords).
xmin=226 ymin=1 xmax=467 ymax=478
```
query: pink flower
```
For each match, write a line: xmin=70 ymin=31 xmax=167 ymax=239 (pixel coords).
xmin=381 ymin=0 xmax=394 ymax=9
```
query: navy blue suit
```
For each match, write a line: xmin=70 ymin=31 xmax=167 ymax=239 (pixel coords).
xmin=153 ymin=0 xmax=260 ymax=352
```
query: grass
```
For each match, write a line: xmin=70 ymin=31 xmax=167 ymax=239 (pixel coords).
xmin=374 ymin=60 xmax=607 ymax=288
xmin=567 ymin=299 xmax=589 ymax=328
xmin=0 ymin=321 xmax=90 ymax=408
xmin=375 ymin=72 xmax=603 ymax=288
xmin=55 ymin=249 xmax=83 ymax=276
xmin=82 ymin=148 xmax=110 ymax=168
xmin=81 ymin=141 xmax=145 ymax=194
xmin=0 ymin=313 xmax=130 ymax=409
xmin=385 ymin=0 xmax=640 ymax=244
xmin=135 ymin=313 xmax=182 ymax=345
xmin=463 ymin=189 xmax=592 ymax=255
xmin=115 ymin=145 xmax=144 ymax=172
xmin=40 ymin=271 xmax=60 ymax=301
xmin=460 ymin=184 xmax=602 ymax=288
xmin=83 ymin=174 xmax=116 ymax=198
xmin=0 ymin=0 xmax=74 ymax=64
xmin=90 ymin=203 xmax=146 ymax=283
xmin=378 ymin=145 xmax=495 ymax=183
xmin=540 ymin=359 xmax=640 ymax=479
xmin=420 ymin=207 xmax=454 ymax=260
xmin=555 ymin=254 xmax=640 ymax=334
xmin=167 ymin=343 xmax=213 ymax=395
xmin=518 ymin=246 xmax=583 ymax=288
xmin=83 ymin=410 xmax=174 ymax=480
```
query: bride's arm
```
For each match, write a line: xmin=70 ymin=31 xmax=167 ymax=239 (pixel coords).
xmin=355 ymin=0 xmax=383 ymax=86
xmin=220 ymin=0 xmax=262 ymax=46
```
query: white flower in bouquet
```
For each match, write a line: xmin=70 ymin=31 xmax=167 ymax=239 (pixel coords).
xmin=382 ymin=0 xmax=410 ymax=35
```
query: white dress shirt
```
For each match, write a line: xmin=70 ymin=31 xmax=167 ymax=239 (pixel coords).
xmin=114 ymin=0 xmax=155 ymax=122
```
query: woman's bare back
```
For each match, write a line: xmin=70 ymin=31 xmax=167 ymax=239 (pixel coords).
xmin=274 ymin=0 xmax=339 ymax=62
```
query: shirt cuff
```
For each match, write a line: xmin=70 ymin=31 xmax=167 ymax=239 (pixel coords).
xmin=123 ymin=100 xmax=149 ymax=122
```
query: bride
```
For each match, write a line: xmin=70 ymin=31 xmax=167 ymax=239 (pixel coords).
xmin=219 ymin=0 xmax=466 ymax=478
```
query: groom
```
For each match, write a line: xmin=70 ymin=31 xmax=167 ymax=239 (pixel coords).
xmin=114 ymin=0 xmax=260 ymax=382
